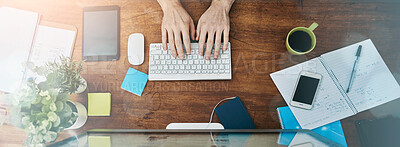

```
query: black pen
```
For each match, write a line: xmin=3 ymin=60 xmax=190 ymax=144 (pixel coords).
xmin=346 ymin=45 xmax=362 ymax=93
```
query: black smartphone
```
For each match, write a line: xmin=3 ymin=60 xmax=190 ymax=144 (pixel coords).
xmin=83 ymin=5 xmax=120 ymax=61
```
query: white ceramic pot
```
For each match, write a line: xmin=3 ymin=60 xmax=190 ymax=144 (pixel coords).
xmin=65 ymin=101 xmax=87 ymax=130
xmin=75 ymin=76 xmax=87 ymax=94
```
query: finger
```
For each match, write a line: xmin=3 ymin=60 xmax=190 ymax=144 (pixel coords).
xmin=162 ymin=27 xmax=167 ymax=51
xmin=214 ymin=30 xmax=222 ymax=59
xmin=198 ymin=29 xmax=207 ymax=56
xmin=174 ymin=31 xmax=185 ymax=60
xmin=190 ymin=20 xmax=195 ymax=40
xmin=182 ymin=30 xmax=191 ymax=55
xmin=223 ymin=28 xmax=230 ymax=51
xmin=205 ymin=31 xmax=215 ymax=60
xmin=167 ymin=29 xmax=177 ymax=58
xmin=196 ymin=21 xmax=201 ymax=41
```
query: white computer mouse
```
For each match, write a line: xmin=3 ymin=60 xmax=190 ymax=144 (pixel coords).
xmin=128 ymin=33 xmax=144 ymax=65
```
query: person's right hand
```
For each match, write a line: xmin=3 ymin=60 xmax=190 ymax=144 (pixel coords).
xmin=158 ymin=0 xmax=196 ymax=60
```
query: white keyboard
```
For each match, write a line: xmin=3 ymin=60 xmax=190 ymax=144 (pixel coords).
xmin=149 ymin=43 xmax=231 ymax=81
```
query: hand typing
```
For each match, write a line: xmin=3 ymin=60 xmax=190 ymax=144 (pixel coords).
xmin=196 ymin=0 xmax=233 ymax=60
xmin=158 ymin=0 xmax=196 ymax=60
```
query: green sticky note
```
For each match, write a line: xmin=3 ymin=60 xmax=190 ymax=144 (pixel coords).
xmin=88 ymin=93 xmax=111 ymax=116
xmin=88 ymin=136 xmax=110 ymax=147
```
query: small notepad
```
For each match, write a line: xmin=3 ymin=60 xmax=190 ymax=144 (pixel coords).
xmin=121 ymin=67 xmax=148 ymax=96
xmin=88 ymin=93 xmax=111 ymax=116
xmin=88 ymin=136 xmax=111 ymax=147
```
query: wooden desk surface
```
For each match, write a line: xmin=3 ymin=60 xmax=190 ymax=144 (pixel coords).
xmin=1 ymin=0 xmax=400 ymax=146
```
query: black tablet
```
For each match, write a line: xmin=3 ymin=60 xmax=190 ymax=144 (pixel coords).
xmin=83 ymin=6 xmax=120 ymax=61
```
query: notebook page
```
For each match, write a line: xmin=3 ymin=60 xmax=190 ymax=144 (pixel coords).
xmin=29 ymin=25 xmax=76 ymax=66
xmin=0 ymin=7 xmax=39 ymax=92
xmin=270 ymin=58 xmax=354 ymax=129
xmin=320 ymin=39 xmax=400 ymax=112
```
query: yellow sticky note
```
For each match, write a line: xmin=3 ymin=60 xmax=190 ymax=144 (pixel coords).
xmin=88 ymin=136 xmax=111 ymax=147
xmin=88 ymin=93 xmax=111 ymax=116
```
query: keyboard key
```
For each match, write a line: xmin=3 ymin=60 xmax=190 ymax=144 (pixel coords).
xmin=167 ymin=60 xmax=171 ymax=64
xmin=217 ymin=60 xmax=221 ymax=64
xmin=192 ymin=65 xmax=197 ymax=69
xmin=205 ymin=60 xmax=210 ymax=64
xmin=173 ymin=70 xmax=177 ymax=74
xmin=179 ymin=70 xmax=184 ymax=74
xmin=197 ymin=65 xmax=202 ymax=69
xmin=169 ymin=65 xmax=174 ymax=69
xmin=175 ymin=65 xmax=179 ymax=69
xmin=164 ymin=65 xmax=168 ymax=69
xmin=167 ymin=70 xmax=172 ymax=74
xmin=160 ymin=55 xmax=165 ymax=59
xmin=186 ymin=65 xmax=191 ymax=69
xmin=152 ymin=50 xmax=162 ymax=55
xmin=221 ymin=54 xmax=229 ymax=58
xmin=220 ymin=65 xmax=224 ymax=69
xmin=203 ymin=65 xmax=207 ymax=69
xmin=172 ymin=60 xmax=177 ymax=64
xmin=161 ymin=60 xmax=165 ymax=64
xmin=194 ymin=60 xmax=199 ymax=64
xmin=196 ymin=70 xmax=201 ymax=74
xmin=189 ymin=60 xmax=193 ymax=64
xmin=154 ymin=55 xmax=159 ymax=59
xmin=183 ymin=60 xmax=188 ymax=64
xmin=211 ymin=60 xmax=216 ymax=64
xmin=200 ymin=60 xmax=205 ymax=64
xmin=178 ymin=60 xmax=182 ymax=64
xmin=180 ymin=65 xmax=184 ymax=69
xmin=225 ymin=65 xmax=230 ymax=69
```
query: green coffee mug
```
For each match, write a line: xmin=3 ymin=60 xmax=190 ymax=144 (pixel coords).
xmin=286 ymin=22 xmax=319 ymax=55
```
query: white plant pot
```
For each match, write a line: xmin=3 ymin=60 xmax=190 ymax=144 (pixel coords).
xmin=75 ymin=76 xmax=87 ymax=94
xmin=66 ymin=101 xmax=87 ymax=130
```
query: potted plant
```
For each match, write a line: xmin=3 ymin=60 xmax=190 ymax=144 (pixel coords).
xmin=28 ymin=56 xmax=87 ymax=94
xmin=5 ymin=80 xmax=83 ymax=146
xmin=3 ymin=56 xmax=89 ymax=146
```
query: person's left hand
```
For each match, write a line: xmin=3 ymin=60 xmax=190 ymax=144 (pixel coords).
xmin=196 ymin=0 xmax=233 ymax=60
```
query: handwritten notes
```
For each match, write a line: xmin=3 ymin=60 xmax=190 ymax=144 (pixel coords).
xmin=270 ymin=58 xmax=354 ymax=129
xmin=321 ymin=39 xmax=400 ymax=112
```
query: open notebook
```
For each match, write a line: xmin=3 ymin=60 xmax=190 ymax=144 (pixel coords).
xmin=270 ymin=39 xmax=400 ymax=129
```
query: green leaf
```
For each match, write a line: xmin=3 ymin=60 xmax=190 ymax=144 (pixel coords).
xmin=43 ymin=131 xmax=57 ymax=142
xmin=56 ymin=92 xmax=69 ymax=102
xmin=37 ymin=82 xmax=49 ymax=91
xmin=47 ymin=112 xmax=58 ymax=122
xmin=53 ymin=116 xmax=61 ymax=127
xmin=49 ymin=103 xmax=57 ymax=112
xmin=55 ymin=101 xmax=64 ymax=112
xmin=32 ymin=95 xmax=42 ymax=105
xmin=41 ymin=105 xmax=50 ymax=113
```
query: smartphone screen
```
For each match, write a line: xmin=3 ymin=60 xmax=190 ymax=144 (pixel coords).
xmin=83 ymin=6 xmax=119 ymax=61
xmin=292 ymin=75 xmax=320 ymax=104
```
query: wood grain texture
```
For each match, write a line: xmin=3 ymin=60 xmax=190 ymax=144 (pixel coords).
xmin=0 ymin=0 xmax=399 ymax=146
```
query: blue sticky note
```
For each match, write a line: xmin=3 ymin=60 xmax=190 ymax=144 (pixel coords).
xmin=277 ymin=106 xmax=347 ymax=147
xmin=121 ymin=67 xmax=148 ymax=96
